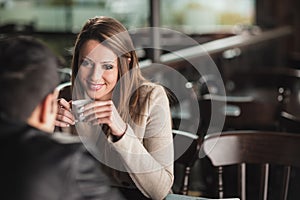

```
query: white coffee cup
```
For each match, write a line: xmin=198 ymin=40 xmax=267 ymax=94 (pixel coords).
xmin=72 ymin=99 xmax=92 ymax=122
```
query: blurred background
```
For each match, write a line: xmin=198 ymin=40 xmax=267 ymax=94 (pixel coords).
xmin=0 ymin=0 xmax=256 ymax=66
xmin=0 ymin=0 xmax=255 ymax=32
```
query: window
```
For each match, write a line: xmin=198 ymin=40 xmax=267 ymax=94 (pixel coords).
xmin=0 ymin=0 xmax=149 ymax=32
xmin=161 ymin=0 xmax=255 ymax=34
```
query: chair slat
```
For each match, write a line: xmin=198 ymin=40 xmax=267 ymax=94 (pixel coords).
xmin=260 ymin=164 xmax=269 ymax=200
xmin=282 ymin=166 xmax=291 ymax=200
xmin=241 ymin=163 xmax=246 ymax=200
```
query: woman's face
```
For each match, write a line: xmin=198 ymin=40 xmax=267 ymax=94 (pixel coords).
xmin=78 ymin=40 xmax=119 ymax=100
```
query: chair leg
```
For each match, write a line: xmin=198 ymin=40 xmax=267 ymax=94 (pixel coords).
xmin=218 ymin=166 xmax=224 ymax=199
xmin=181 ymin=166 xmax=191 ymax=195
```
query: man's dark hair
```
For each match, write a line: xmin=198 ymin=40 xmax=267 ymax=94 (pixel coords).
xmin=0 ymin=36 xmax=60 ymax=122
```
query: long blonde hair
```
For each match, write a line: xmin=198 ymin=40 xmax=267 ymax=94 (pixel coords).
xmin=71 ymin=16 xmax=147 ymax=124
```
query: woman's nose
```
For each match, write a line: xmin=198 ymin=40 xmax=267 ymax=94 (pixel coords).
xmin=89 ymin=64 xmax=104 ymax=81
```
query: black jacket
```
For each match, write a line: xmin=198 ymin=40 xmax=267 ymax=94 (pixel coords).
xmin=0 ymin=119 xmax=124 ymax=200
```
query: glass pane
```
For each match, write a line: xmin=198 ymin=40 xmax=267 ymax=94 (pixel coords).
xmin=161 ymin=0 xmax=255 ymax=34
xmin=0 ymin=0 xmax=149 ymax=32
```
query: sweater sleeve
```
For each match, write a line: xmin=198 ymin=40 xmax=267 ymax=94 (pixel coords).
xmin=110 ymin=85 xmax=174 ymax=200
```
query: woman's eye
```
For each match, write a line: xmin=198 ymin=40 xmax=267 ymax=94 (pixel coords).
xmin=80 ymin=59 xmax=94 ymax=68
xmin=103 ymin=64 xmax=113 ymax=70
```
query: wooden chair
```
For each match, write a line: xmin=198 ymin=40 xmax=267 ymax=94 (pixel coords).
xmin=203 ymin=130 xmax=300 ymax=200
xmin=279 ymin=93 xmax=300 ymax=133
xmin=56 ymin=81 xmax=72 ymax=101
xmin=280 ymin=111 xmax=300 ymax=133
xmin=55 ymin=81 xmax=73 ymax=134
xmin=173 ymin=130 xmax=201 ymax=195
xmin=199 ymin=93 xmax=280 ymax=132
xmin=225 ymin=68 xmax=300 ymax=94
xmin=57 ymin=67 xmax=72 ymax=84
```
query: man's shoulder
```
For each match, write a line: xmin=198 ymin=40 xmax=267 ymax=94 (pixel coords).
xmin=52 ymin=131 xmax=82 ymax=144
xmin=25 ymin=129 xmax=82 ymax=150
xmin=19 ymin=128 xmax=86 ymax=166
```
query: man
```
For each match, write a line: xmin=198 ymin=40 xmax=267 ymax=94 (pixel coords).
xmin=0 ymin=36 xmax=124 ymax=200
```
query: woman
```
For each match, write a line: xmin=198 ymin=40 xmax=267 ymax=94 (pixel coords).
xmin=55 ymin=16 xmax=174 ymax=200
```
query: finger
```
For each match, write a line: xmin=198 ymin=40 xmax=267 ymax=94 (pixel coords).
xmin=84 ymin=105 xmax=112 ymax=118
xmin=55 ymin=120 xmax=71 ymax=128
xmin=83 ymin=100 xmax=113 ymax=111
xmin=84 ymin=111 xmax=112 ymax=123
xmin=57 ymin=106 xmax=75 ymax=125
xmin=58 ymin=98 xmax=71 ymax=110
xmin=58 ymin=106 xmax=75 ymax=121
xmin=56 ymin=112 xmax=75 ymax=125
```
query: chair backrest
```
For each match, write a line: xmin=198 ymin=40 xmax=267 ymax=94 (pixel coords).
xmin=280 ymin=111 xmax=300 ymax=133
xmin=173 ymin=130 xmax=200 ymax=195
xmin=203 ymin=130 xmax=300 ymax=200
xmin=279 ymin=93 xmax=300 ymax=133
xmin=226 ymin=68 xmax=300 ymax=93
xmin=173 ymin=130 xmax=200 ymax=167
xmin=57 ymin=67 xmax=72 ymax=84
xmin=199 ymin=93 xmax=280 ymax=132
xmin=56 ymin=81 xmax=72 ymax=101
xmin=55 ymin=82 xmax=74 ymax=134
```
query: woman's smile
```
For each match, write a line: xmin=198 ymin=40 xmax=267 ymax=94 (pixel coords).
xmin=87 ymin=81 xmax=105 ymax=91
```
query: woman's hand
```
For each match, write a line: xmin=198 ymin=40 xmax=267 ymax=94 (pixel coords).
xmin=83 ymin=100 xmax=127 ymax=137
xmin=55 ymin=98 xmax=75 ymax=127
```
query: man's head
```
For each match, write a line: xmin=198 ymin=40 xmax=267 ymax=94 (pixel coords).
xmin=0 ymin=36 xmax=60 ymax=132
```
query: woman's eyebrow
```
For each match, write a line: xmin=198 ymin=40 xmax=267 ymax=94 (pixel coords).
xmin=101 ymin=60 xmax=115 ymax=64
xmin=81 ymin=56 xmax=94 ymax=62
xmin=82 ymin=56 xmax=117 ymax=64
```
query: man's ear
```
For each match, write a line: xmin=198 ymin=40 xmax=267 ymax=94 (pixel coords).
xmin=40 ymin=89 xmax=58 ymax=123
xmin=27 ymin=90 xmax=58 ymax=132
xmin=40 ymin=93 xmax=54 ymax=123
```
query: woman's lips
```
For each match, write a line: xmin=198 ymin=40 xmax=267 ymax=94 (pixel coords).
xmin=87 ymin=82 xmax=105 ymax=91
